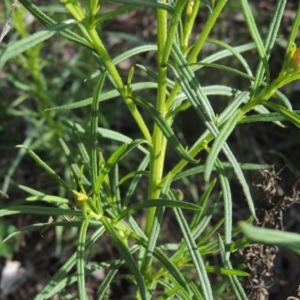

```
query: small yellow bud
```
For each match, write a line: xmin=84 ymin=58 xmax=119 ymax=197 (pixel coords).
xmin=73 ymin=190 xmax=88 ymax=205
xmin=187 ymin=1 xmax=194 ymax=16
xmin=291 ymin=47 xmax=300 ymax=69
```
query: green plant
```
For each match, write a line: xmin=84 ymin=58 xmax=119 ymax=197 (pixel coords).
xmin=1 ymin=0 xmax=300 ymax=299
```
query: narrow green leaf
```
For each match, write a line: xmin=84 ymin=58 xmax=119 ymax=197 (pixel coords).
xmin=167 ymin=52 xmax=255 ymax=215
xmin=101 ymin=217 xmax=147 ymax=300
xmin=218 ymin=236 xmax=248 ymax=300
xmin=90 ymin=45 xmax=158 ymax=80
xmin=130 ymin=231 xmax=191 ymax=293
xmin=204 ymin=109 xmax=244 ymax=180
xmin=174 ymin=162 xmax=273 ymax=181
xmin=170 ymin=45 xmax=255 ymax=216
xmin=263 ymin=101 xmax=300 ymax=128
xmin=204 ymin=265 xmax=248 ymax=276
xmin=240 ymin=222 xmax=300 ymax=253
xmin=161 ymin=0 xmax=186 ymax=65
xmin=215 ymin=159 xmax=232 ymax=260
xmin=131 ymin=94 xmax=197 ymax=164
xmin=201 ymin=42 xmax=256 ymax=65
xmin=58 ymin=138 xmax=91 ymax=187
xmin=18 ymin=0 xmax=92 ymax=49
xmin=16 ymin=145 xmax=70 ymax=191
xmin=203 ymin=38 xmax=254 ymax=78
xmin=0 ymin=205 xmax=81 ymax=218
xmin=110 ymin=0 xmax=173 ymax=12
xmin=18 ymin=185 xmax=45 ymax=196
xmin=4 ymin=220 xmax=102 ymax=243
xmin=140 ymin=173 xmax=172 ymax=274
xmin=47 ymin=82 xmax=158 ymax=111
xmin=156 ymin=279 xmax=190 ymax=300
xmin=252 ymin=0 xmax=286 ymax=89
xmin=240 ymin=110 xmax=300 ymax=124
xmin=95 ymin=141 xmax=149 ymax=194
xmin=113 ymin=199 xmax=201 ymax=223
xmin=239 ymin=0 xmax=269 ymax=82
xmin=190 ymin=178 xmax=217 ymax=229
xmin=26 ymin=195 xmax=70 ymax=204
xmin=62 ymin=121 xmax=149 ymax=154
xmin=90 ymin=72 xmax=107 ymax=188
xmin=123 ymin=155 xmax=149 ymax=207
xmin=34 ymin=227 xmax=105 ymax=299
xmin=77 ymin=217 xmax=90 ymax=300
xmin=94 ymin=4 xmax=137 ymax=24
xmin=172 ymin=201 xmax=214 ymax=300
xmin=0 ymin=19 xmax=76 ymax=66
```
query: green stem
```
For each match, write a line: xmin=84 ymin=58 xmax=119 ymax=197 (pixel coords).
xmin=188 ymin=0 xmax=227 ymax=64
xmin=86 ymin=27 xmax=152 ymax=144
xmin=182 ymin=0 xmax=201 ymax=52
xmin=145 ymin=7 xmax=168 ymax=237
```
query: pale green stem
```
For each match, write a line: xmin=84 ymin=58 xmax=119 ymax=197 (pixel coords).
xmin=145 ymin=7 xmax=168 ymax=238
xmin=86 ymin=27 xmax=152 ymax=144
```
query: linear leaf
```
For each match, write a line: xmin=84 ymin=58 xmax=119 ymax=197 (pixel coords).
xmin=123 ymin=155 xmax=149 ymax=207
xmin=47 ymin=82 xmax=158 ymax=111
xmin=204 ymin=109 xmax=244 ymax=180
xmin=131 ymin=232 xmax=190 ymax=293
xmin=90 ymin=72 xmax=107 ymax=188
xmin=169 ymin=46 xmax=255 ymax=217
xmin=26 ymin=195 xmax=70 ymax=204
xmin=110 ymin=0 xmax=173 ymax=12
xmin=89 ymin=45 xmax=158 ymax=80
xmin=263 ymin=101 xmax=300 ymax=128
xmin=190 ymin=179 xmax=217 ymax=230
xmin=77 ymin=217 xmax=90 ymax=300
xmin=34 ymin=227 xmax=105 ymax=299
xmin=218 ymin=236 xmax=248 ymax=300
xmin=140 ymin=174 xmax=173 ymax=274
xmin=172 ymin=194 xmax=213 ymax=300
xmin=240 ymin=110 xmax=300 ymax=124
xmin=18 ymin=0 xmax=92 ymax=49
xmin=0 ymin=19 xmax=76 ymax=66
xmin=239 ymin=0 xmax=269 ymax=82
xmin=18 ymin=185 xmax=45 ymax=196
xmin=62 ymin=121 xmax=149 ymax=154
xmin=240 ymin=222 xmax=300 ymax=253
xmin=0 ymin=205 xmax=81 ymax=218
xmin=114 ymin=199 xmax=201 ymax=223
xmin=215 ymin=159 xmax=232 ymax=260
xmin=252 ymin=0 xmax=286 ymax=89
xmin=58 ymin=138 xmax=91 ymax=187
xmin=131 ymin=94 xmax=197 ymax=164
xmin=16 ymin=145 xmax=70 ymax=191
xmin=174 ymin=162 xmax=272 ymax=181
xmin=101 ymin=217 xmax=147 ymax=300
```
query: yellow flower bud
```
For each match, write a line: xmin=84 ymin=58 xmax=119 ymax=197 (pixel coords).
xmin=291 ymin=47 xmax=300 ymax=69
